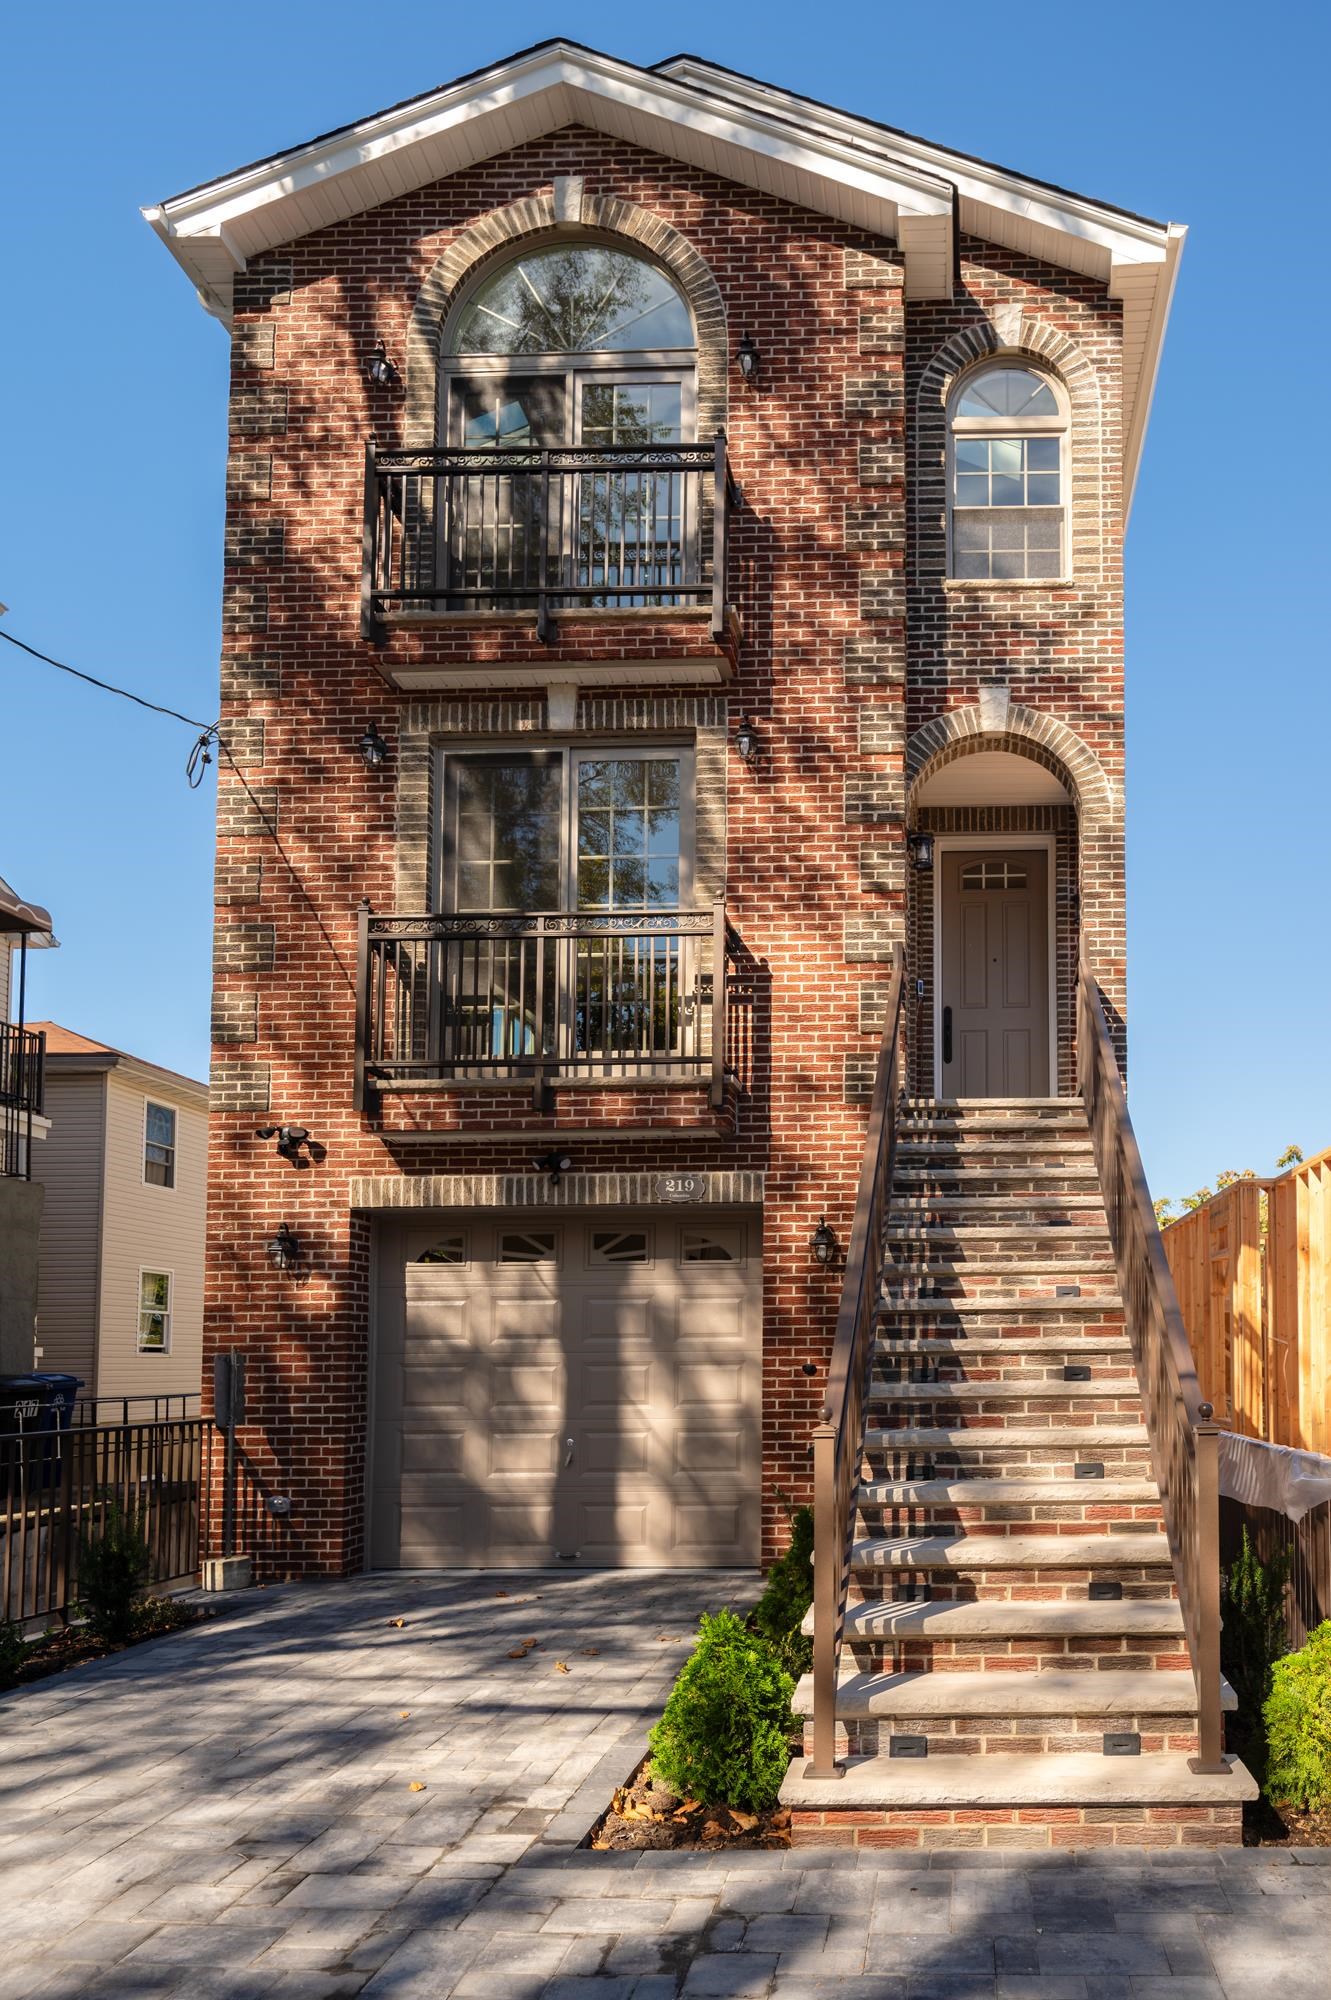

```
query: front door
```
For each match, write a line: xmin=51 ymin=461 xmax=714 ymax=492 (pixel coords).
xmin=939 ymin=848 xmax=1050 ymax=1096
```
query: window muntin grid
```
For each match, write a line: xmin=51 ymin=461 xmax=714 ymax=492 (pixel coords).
xmin=949 ymin=363 xmax=1067 ymax=582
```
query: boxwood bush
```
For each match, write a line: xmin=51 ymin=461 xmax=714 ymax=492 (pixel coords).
xmin=1264 ymin=1620 xmax=1331 ymax=1811
xmin=648 ymin=1607 xmax=796 ymax=1812
xmin=751 ymin=1504 xmax=814 ymax=1673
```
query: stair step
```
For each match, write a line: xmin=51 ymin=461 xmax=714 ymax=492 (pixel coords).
xmin=874 ymin=1334 xmax=1131 ymax=1355
xmin=895 ymin=1166 xmax=1100 ymax=1182
xmin=865 ymin=1424 xmax=1149 ymax=1451
xmin=868 ymin=1379 xmax=1135 ymax=1402
xmin=885 ymin=1226 xmax=1110 ymax=1244
xmin=858 ymin=1477 xmax=1159 ymax=1506
xmin=791 ymin=1668 xmax=1231 ymax=1721
xmin=808 ymin=1597 xmax=1185 ymax=1641
xmin=881 ymin=1294 xmax=1123 ymax=1317
xmin=780 ymin=1751 xmax=1257 ymax=1812
xmin=850 ymin=1533 xmax=1171 ymax=1571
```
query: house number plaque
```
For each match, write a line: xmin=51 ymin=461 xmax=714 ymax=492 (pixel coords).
xmin=654 ymin=1173 xmax=707 ymax=1203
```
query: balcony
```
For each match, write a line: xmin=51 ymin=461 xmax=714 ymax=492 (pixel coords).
xmin=354 ymin=904 xmax=736 ymax=1114
xmin=0 ymin=1024 xmax=45 ymax=1179
xmin=361 ymin=437 xmax=735 ymax=648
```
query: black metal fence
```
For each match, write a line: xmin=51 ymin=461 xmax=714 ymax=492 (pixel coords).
xmin=0 ymin=1023 xmax=45 ymax=1179
xmin=356 ymin=903 xmax=733 ymax=1111
xmin=362 ymin=437 xmax=733 ymax=641
xmin=1221 ymin=1494 xmax=1331 ymax=1652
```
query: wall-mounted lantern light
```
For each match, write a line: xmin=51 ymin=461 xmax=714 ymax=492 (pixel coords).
xmin=810 ymin=1215 xmax=838 ymax=1266
xmin=536 ymin=1150 xmax=573 ymax=1186
xmin=735 ymin=331 xmax=761 ymax=384
xmin=366 ymin=336 xmax=399 ymax=389
xmin=266 ymin=1222 xmax=301 ymax=1276
xmin=356 ymin=722 xmax=388 ymax=770
xmin=907 ymin=832 xmax=935 ymax=872
xmin=733 ymin=715 xmax=761 ymax=766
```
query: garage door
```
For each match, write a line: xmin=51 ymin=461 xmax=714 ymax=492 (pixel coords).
xmin=370 ymin=1210 xmax=761 ymax=1568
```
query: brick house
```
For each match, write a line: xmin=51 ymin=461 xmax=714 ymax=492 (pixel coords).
xmin=148 ymin=46 xmax=1252 ymax=1841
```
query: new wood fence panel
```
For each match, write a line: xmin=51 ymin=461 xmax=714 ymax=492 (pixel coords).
xmin=1168 ymin=1151 xmax=1331 ymax=1452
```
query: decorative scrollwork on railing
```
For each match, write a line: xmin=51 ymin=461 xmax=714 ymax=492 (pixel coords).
xmin=367 ymin=910 xmax=715 ymax=941
xmin=372 ymin=444 xmax=715 ymax=477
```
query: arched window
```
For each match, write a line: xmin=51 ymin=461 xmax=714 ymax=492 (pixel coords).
xmin=948 ymin=363 xmax=1066 ymax=581
xmin=443 ymin=243 xmax=696 ymax=449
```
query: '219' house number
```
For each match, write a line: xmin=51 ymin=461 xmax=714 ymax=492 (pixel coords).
xmin=654 ymin=1174 xmax=707 ymax=1204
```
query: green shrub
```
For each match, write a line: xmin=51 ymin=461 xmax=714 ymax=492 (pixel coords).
xmin=649 ymin=1608 xmax=796 ymax=1812
xmin=76 ymin=1500 xmax=151 ymax=1647
xmin=752 ymin=1505 xmax=814 ymax=1673
xmin=1264 ymin=1620 xmax=1331 ymax=1810
xmin=1222 ymin=1528 xmax=1288 ymax=1730
xmin=0 ymin=1619 xmax=26 ymax=1687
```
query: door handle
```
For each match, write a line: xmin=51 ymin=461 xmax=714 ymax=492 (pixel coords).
xmin=563 ymin=1436 xmax=575 ymax=1469
xmin=942 ymin=1006 xmax=953 ymax=1065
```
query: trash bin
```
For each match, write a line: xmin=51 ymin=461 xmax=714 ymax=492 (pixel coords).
xmin=0 ymin=1373 xmax=83 ymax=1493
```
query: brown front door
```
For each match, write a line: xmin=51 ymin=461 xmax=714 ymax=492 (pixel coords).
xmin=939 ymin=848 xmax=1050 ymax=1097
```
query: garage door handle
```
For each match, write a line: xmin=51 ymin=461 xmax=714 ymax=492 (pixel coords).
xmin=563 ymin=1437 xmax=575 ymax=1468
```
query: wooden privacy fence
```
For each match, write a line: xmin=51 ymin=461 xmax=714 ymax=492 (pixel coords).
xmin=1163 ymin=1148 xmax=1331 ymax=1454
xmin=1220 ymin=1495 xmax=1331 ymax=1653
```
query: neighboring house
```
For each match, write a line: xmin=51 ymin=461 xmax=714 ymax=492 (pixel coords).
xmin=146 ymin=47 xmax=1250 ymax=1844
xmin=27 ymin=1026 xmax=207 ymax=1403
xmin=0 ymin=874 xmax=55 ymax=1373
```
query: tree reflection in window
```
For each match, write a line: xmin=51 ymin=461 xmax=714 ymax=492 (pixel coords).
xmin=455 ymin=246 xmax=693 ymax=355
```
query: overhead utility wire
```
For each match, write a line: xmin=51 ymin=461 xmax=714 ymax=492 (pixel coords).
xmin=0 ymin=625 xmax=355 ymax=988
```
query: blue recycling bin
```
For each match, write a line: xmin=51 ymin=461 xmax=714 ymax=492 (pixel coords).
xmin=0 ymin=1374 xmax=82 ymax=1492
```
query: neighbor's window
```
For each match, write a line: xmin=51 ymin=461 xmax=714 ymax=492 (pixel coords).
xmin=144 ymin=1102 xmax=176 ymax=1188
xmin=949 ymin=364 xmax=1066 ymax=581
xmin=138 ymin=1271 xmax=172 ymax=1353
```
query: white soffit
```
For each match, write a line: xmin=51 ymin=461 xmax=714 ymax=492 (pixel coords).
xmin=142 ymin=39 xmax=1184 ymax=516
xmin=915 ymin=752 xmax=1071 ymax=808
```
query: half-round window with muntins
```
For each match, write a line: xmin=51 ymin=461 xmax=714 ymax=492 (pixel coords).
xmin=452 ymin=245 xmax=694 ymax=356
xmin=949 ymin=362 xmax=1067 ymax=582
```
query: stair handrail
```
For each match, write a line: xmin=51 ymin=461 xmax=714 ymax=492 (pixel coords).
xmin=1076 ymin=948 xmax=1228 ymax=1774
xmin=807 ymin=941 xmax=907 ymax=1778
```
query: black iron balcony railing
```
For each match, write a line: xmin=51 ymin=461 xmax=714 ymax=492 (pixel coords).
xmin=361 ymin=435 xmax=734 ymax=642
xmin=355 ymin=904 xmax=734 ymax=1112
xmin=0 ymin=1024 xmax=45 ymax=1179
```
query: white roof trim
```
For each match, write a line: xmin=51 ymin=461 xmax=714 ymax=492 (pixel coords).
xmin=143 ymin=40 xmax=1184 ymax=518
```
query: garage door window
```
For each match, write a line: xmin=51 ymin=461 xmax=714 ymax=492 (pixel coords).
xmin=590 ymin=1228 xmax=651 ymax=1264
xmin=415 ymin=1234 xmax=467 ymax=1264
xmin=681 ymin=1225 xmax=741 ymax=1262
xmin=498 ymin=1230 xmax=559 ymax=1264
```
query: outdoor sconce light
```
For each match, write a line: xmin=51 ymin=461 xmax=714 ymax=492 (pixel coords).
xmin=733 ymin=715 xmax=761 ymax=766
xmin=810 ymin=1215 xmax=839 ymax=1266
xmin=735 ymin=331 xmax=761 ymax=383
xmin=256 ymin=1123 xmax=313 ymax=1164
xmin=356 ymin=721 xmax=388 ymax=770
xmin=266 ymin=1222 xmax=301 ymax=1275
xmin=366 ymin=336 xmax=399 ymax=389
xmin=536 ymin=1150 xmax=573 ymax=1186
xmin=907 ymin=832 xmax=935 ymax=872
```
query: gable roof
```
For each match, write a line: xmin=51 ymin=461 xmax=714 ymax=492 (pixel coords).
xmin=30 ymin=1022 xmax=208 ymax=1102
xmin=143 ymin=38 xmax=1185 ymax=518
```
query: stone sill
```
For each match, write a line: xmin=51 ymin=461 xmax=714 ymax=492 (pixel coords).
xmin=941 ymin=578 xmax=1076 ymax=592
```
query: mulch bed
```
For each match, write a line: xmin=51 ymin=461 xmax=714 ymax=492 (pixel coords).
xmin=1 ymin=1599 xmax=210 ymax=1694
xmin=1245 ymin=1795 xmax=1331 ymax=1846
xmin=587 ymin=1756 xmax=791 ymax=1851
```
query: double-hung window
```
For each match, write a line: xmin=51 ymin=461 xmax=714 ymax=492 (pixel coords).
xmin=949 ymin=364 xmax=1067 ymax=581
xmin=144 ymin=1101 xmax=176 ymax=1188
xmin=138 ymin=1271 xmax=172 ymax=1353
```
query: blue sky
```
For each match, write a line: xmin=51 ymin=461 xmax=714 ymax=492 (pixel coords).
xmin=1 ymin=1 xmax=1327 ymax=1204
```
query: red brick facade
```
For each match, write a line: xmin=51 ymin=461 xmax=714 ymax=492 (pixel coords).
xmin=205 ymin=125 xmax=1126 ymax=1576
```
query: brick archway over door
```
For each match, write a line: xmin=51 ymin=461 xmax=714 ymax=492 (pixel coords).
xmin=404 ymin=191 xmax=730 ymax=445
xmin=906 ymin=704 xmax=1124 ymax=1086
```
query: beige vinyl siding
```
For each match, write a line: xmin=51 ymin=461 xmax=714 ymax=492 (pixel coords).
xmin=31 ymin=1072 xmax=106 ymax=1387
xmin=93 ymin=1071 xmax=207 ymax=1398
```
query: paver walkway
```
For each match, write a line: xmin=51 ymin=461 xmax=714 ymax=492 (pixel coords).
xmin=0 ymin=1572 xmax=1326 ymax=2000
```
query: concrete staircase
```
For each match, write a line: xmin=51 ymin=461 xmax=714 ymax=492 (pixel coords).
xmin=782 ymin=1098 xmax=1255 ymax=1850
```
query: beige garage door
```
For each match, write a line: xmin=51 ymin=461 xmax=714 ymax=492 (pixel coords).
xmin=370 ymin=1211 xmax=761 ymax=1568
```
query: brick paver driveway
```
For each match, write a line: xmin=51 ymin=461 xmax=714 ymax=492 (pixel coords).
xmin=0 ymin=1572 xmax=1327 ymax=2000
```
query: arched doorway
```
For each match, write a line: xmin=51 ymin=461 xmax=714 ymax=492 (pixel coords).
xmin=905 ymin=708 xmax=1118 ymax=1099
